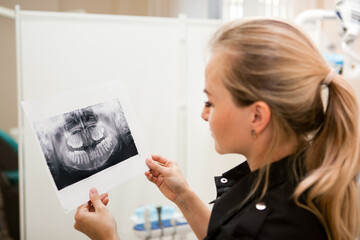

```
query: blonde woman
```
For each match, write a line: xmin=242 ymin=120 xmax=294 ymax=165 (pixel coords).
xmin=74 ymin=19 xmax=360 ymax=240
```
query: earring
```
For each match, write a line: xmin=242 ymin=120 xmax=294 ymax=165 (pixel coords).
xmin=251 ymin=130 xmax=258 ymax=140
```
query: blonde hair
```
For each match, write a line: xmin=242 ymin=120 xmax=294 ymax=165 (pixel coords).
xmin=210 ymin=18 xmax=360 ymax=240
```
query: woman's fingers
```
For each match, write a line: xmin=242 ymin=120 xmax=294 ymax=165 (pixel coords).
xmin=74 ymin=203 xmax=90 ymax=230
xmin=74 ymin=188 xmax=119 ymax=240
xmin=77 ymin=202 xmax=88 ymax=211
xmin=146 ymin=158 xmax=167 ymax=173
xmin=100 ymin=193 xmax=109 ymax=206
xmin=145 ymin=171 xmax=158 ymax=183
xmin=102 ymin=197 xmax=109 ymax=206
xmin=89 ymin=188 xmax=103 ymax=210
xmin=100 ymin=192 xmax=108 ymax=199
xmin=145 ymin=155 xmax=175 ymax=185
xmin=151 ymin=154 xmax=171 ymax=165
xmin=148 ymin=169 xmax=160 ymax=177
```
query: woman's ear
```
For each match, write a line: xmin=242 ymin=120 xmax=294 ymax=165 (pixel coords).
xmin=250 ymin=101 xmax=271 ymax=134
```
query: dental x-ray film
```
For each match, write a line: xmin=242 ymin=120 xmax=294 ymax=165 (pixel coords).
xmin=34 ymin=99 xmax=138 ymax=190
xmin=22 ymin=80 xmax=149 ymax=212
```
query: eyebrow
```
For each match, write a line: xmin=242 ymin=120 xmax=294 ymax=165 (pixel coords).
xmin=204 ymin=89 xmax=211 ymax=95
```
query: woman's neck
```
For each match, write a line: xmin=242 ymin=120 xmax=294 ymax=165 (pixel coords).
xmin=247 ymin=134 xmax=298 ymax=172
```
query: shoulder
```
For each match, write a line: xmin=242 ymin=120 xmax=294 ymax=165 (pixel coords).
xmin=258 ymin=185 xmax=326 ymax=239
xmin=208 ymin=183 xmax=327 ymax=240
xmin=225 ymin=184 xmax=326 ymax=239
xmin=206 ymin=155 xmax=327 ymax=240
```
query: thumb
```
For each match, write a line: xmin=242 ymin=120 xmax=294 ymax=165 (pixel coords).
xmin=89 ymin=188 xmax=103 ymax=209
xmin=146 ymin=158 xmax=166 ymax=173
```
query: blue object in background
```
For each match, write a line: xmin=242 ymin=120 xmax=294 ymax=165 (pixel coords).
xmin=323 ymin=53 xmax=345 ymax=74
xmin=132 ymin=205 xmax=191 ymax=239
xmin=133 ymin=219 xmax=188 ymax=231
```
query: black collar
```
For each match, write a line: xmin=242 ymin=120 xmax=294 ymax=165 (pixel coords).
xmin=211 ymin=154 xmax=302 ymax=203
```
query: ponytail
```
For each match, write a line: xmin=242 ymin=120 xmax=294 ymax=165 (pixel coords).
xmin=294 ymin=73 xmax=360 ymax=240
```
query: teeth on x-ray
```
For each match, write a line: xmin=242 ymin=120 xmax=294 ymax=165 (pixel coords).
xmin=103 ymin=137 xmax=112 ymax=149
xmin=69 ymin=150 xmax=89 ymax=165
xmin=98 ymin=144 xmax=105 ymax=155
xmin=89 ymin=126 xmax=105 ymax=141
xmin=84 ymin=137 xmax=113 ymax=162
xmin=81 ymin=151 xmax=90 ymax=164
xmin=67 ymin=133 xmax=84 ymax=149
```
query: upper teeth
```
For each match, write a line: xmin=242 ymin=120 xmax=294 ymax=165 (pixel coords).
xmin=89 ymin=125 xmax=105 ymax=141
xmin=67 ymin=133 xmax=83 ymax=148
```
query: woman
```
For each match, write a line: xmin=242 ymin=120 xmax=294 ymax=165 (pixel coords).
xmin=74 ymin=19 xmax=360 ymax=240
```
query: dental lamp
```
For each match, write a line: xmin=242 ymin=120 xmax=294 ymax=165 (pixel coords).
xmin=295 ymin=0 xmax=360 ymax=63
xmin=335 ymin=0 xmax=360 ymax=63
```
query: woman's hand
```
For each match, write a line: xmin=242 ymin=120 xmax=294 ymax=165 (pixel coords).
xmin=145 ymin=154 xmax=190 ymax=204
xmin=74 ymin=188 xmax=120 ymax=240
xmin=146 ymin=155 xmax=211 ymax=239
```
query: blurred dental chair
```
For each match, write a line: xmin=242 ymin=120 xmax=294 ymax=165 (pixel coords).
xmin=0 ymin=129 xmax=19 ymax=240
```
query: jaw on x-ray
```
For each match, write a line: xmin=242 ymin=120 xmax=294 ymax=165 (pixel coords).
xmin=60 ymin=108 xmax=118 ymax=171
xmin=35 ymin=99 xmax=138 ymax=190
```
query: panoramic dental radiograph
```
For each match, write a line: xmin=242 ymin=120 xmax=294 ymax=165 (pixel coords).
xmin=34 ymin=99 xmax=138 ymax=190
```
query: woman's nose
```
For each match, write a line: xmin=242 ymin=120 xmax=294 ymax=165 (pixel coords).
xmin=201 ymin=107 xmax=209 ymax=121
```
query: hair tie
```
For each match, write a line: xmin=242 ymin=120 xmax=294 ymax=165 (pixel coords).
xmin=323 ymin=69 xmax=336 ymax=85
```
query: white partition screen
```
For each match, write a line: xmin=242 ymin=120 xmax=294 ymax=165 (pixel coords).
xmin=16 ymin=8 xmax=242 ymax=240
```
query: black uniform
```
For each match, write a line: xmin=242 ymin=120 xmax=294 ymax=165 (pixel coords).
xmin=204 ymin=155 xmax=327 ymax=240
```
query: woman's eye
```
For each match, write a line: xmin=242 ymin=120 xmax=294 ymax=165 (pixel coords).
xmin=204 ymin=101 xmax=213 ymax=108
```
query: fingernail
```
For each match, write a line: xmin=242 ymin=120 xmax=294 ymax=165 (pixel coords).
xmin=146 ymin=158 xmax=152 ymax=164
xmin=91 ymin=188 xmax=98 ymax=194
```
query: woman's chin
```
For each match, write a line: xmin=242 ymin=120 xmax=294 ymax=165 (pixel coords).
xmin=214 ymin=144 xmax=225 ymax=154
xmin=214 ymin=143 xmax=238 ymax=155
